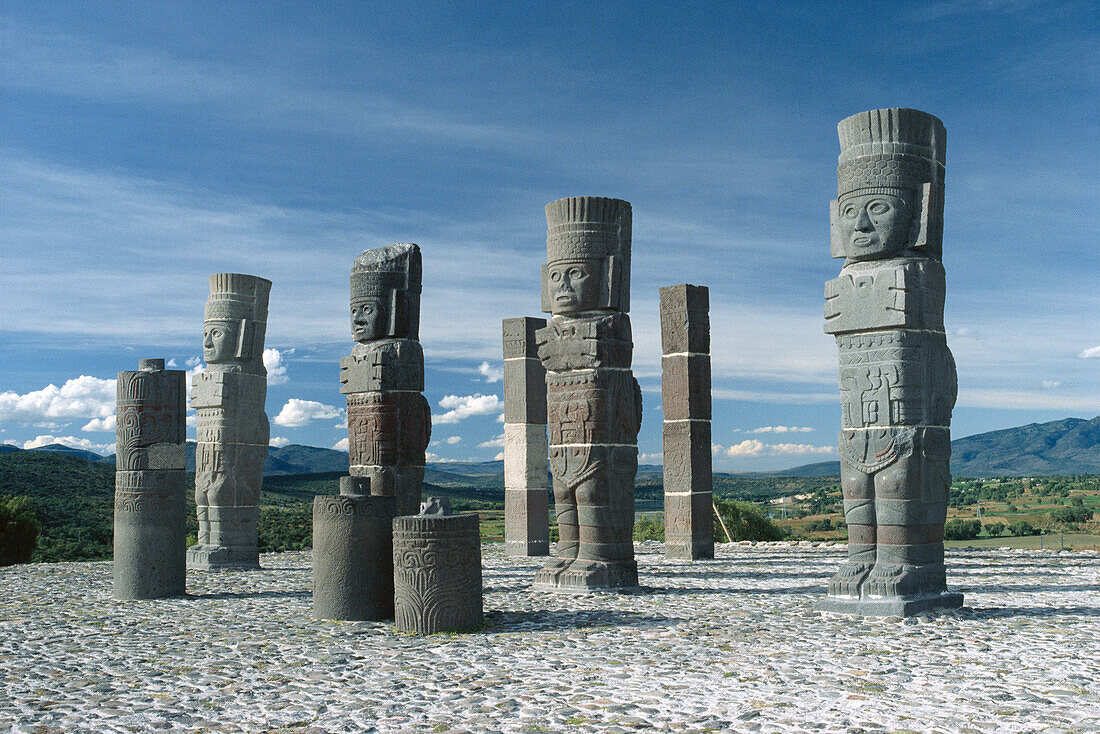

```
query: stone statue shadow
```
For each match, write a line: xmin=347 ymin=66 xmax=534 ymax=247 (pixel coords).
xmin=482 ymin=608 xmax=682 ymax=633
xmin=190 ymin=589 xmax=311 ymax=600
xmin=641 ymin=584 xmax=825 ymax=597
xmin=963 ymin=605 xmax=1100 ymax=619
xmin=642 ymin=568 xmax=833 ymax=582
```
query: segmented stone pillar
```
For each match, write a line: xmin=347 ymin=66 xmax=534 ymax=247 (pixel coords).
xmin=533 ymin=196 xmax=642 ymax=592
xmin=114 ymin=359 xmax=186 ymax=599
xmin=393 ymin=498 xmax=483 ymax=634
xmin=188 ymin=273 xmax=271 ymax=571
xmin=313 ymin=244 xmax=430 ymax=621
xmin=660 ymin=284 xmax=714 ymax=560
xmin=503 ymin=317 xmax=550 ymax=557
xmin=818 ymin=108 xmax=962 ymax=616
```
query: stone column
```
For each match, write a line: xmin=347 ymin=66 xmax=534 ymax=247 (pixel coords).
xmin=313 ymin=244 xmax=430 ymax=621
xmin=533 ymin=196 xmax=642 ymax=592
xmin=188 ymin=273 xmax=271 ymax=571
xmin=817 ymin=108 xmax=962 ymax=616
xmin=502 ymin=317 xmax=550 ymax=557
xmin=393 ymin=498 xmax=483 ymax=634
xmin=660 ymin=284 xmax=714 ymax=560
xmin=114 ymin=358 xmax=186 ymax=599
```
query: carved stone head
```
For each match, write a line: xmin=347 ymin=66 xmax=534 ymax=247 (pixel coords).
xmin=203 ymin=273 xmax=271 ymax=371
xmin=542 ymin=196 xmax=632 ymax=315
xmin=350 ymin=243 xmax=422 ymax=341
xmin=830 ymin=108 xmax=945 ymax=262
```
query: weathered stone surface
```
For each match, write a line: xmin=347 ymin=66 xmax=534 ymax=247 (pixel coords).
xmin=339 ymin=339 xmax=425 ymax=393
xmin=662 ymin=420 xmax=712 ymax=494
xmin=820 ymin=108 xmax=958 ymax=615
xmin=660 ymin=353 xmax=711 ymax=420
xmin=503 ymin=423 xmax=549 ymax=490
xmin=393 ymin=498 xmax=483 ymax=634
xmin=534 ymin=196 xmax=641 ymax=592
xmin=312 ymin=494 xmax=397 ymax=621
xmin=502 ymin=316 xmax=544 ymax=359
xmin=502 ymin=358 xmax=547 ymax=424
xmin=504 ymin=488 xmax=550 ymax=557
xmin=660 ymin=284 xmax=713 ymax=561
xmin=659 ymin=283 xmax=709 ymax=355
xmin=114 ymin=359 xmax=187 ymax=599
xmin=189 ymin=274 xmax=270 ymax=571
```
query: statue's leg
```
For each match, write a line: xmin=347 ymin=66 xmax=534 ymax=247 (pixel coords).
xmin=828 ymin=456 xmax=875 ymax=597
xmin=868 ymin=428 xmax=950 ymax=597
xmin=195 ymin=480 xmax=210 ymax=546
xmin=546 ymin=474 xmax=578 ymax=571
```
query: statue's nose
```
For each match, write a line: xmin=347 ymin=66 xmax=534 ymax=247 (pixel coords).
xmin=855 ymin=207 xmax=873 ymax=231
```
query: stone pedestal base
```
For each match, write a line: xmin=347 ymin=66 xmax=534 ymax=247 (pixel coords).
xmin=114 ymin=477 xmax=187 ymax=600
xmin=816 ymin=591 xmax=963 ymax=617
xmin=312 ymin=494 xmax=396 ymax=621
xmin=532 ymin=559 xmax=639 ymax=593
xmin=393 ymin=508 xmax=482 ymax=634
xmin=186 ymin=544 xmax=260 ymax=571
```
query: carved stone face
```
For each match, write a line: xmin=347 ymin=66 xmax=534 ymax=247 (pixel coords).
xmin=351 ymin=297 xmax=389 ymax=342
xmin=547 ymin=260 xmax=600 ymax=314
xmin=838 ymin=192 xmax=914 ymax=260
xmin=203 ymin=321 xmax=239 ymax=363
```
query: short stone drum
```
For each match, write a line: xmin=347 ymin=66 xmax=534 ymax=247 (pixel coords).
xmin=393 ymin=498 xmax=483 ymax=634
xmin=312 ymin=494 xmax=397 ymax=621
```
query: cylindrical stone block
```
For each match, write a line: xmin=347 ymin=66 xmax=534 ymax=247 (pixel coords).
xmin=393 ymin=511 xmax=482 ymax=634
xmin=114 ymin=359 xmax=187 ymax=599
xmin=312 ymin=494 xmax=397 ymax=621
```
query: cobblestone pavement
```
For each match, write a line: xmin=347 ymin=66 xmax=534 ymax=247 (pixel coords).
xmin=2 ymin=542 xmax=1098 ymax=733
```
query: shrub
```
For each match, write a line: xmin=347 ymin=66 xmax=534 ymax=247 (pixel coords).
xmin=633 ymin=515 xmax=665 ymax=542
xmin=983 ymin=522 xmax=1005 ymax=537
xmin=1050 ymin=507 xmax=1093 ymax=524
xmin=802 ymin=518 xmax=834 ymax=533
xmin=0 ymin=495 xmax=40 ymax=566
xmin=713 ymin=497 xmax=785 ymax=542
xmin=1009 ymin=520 xmax=1036 ymax=536
xmin=1069 ymin=496 xmax=1085 ymax=508
xmin=944 ymin=519 xmax=982 ymax=541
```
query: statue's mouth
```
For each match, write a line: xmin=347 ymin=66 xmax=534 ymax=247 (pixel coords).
xmin=852 ymin=235 xmax=874 ymax=246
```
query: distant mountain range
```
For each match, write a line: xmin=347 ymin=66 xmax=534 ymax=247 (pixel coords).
xmin=10 ymin=416 xmax=1098 ymax=478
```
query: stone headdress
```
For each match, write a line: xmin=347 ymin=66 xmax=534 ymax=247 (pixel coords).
xmin=832 ymin=108 xmax=946 ymax=259
xmin=542 ymin=196 xmax=632 ymax=313
xmin=351 ymin=243 xmax=422 ymax=339
xmin=204 ymin=273 xmax=271 ymax=365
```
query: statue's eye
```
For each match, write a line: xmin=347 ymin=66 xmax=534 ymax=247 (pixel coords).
xmin=868 ymin=201 xmax=890 ymax=215
xmin=550 ymin=271 xmax=561 ymax=281
xmin=843 ymin=206 xmax=858 ymax=219
xmin=569 ymin=268 xmax=585 ymax=279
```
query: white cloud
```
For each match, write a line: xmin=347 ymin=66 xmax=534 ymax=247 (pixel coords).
xmin=166 ymin=358 xmax=179 ymax=368
xmin=724 ymin=440 xmax=835 ymax=458
xmin=273 ymin=399 xmax=341 ymax=427
xmin=1041 ymin=380 xmax=1061 ymax=389
xmin=81 ymin=415 xmax=116 ymax=432
xmin=712 ymin=443 xmax=725 ymax=456
xmin=1078 ymin=345 xmax=1100 ymax=359
xmin=478 ymin=361 xmax=503 ymax=383
xmin=746 ymin=425 xmax=814 ymax=434
xmin=333 ymin=437 xmax=349 ymax=451
xmin=444 ymin=436 xmax=462 ymax=445
xmin=478 ymin=433 xmax=505 ymax=449
xmin=638 ymin=452 xmax=663 ymax=464
xmin=0 ymin=376 xmax=116 ymax=424
xmin=263 ymin=347 xmax=292 ymax=385
xmin=269 ymin=436 xmax=290 ymax=447
xmin=432 ymin=394 xmax=503 ymax=424
xmin=425 ymin=451 xmax=459 ymax=463
xmin=23 ymin=434 xmax=115 ymax=456
xmin=493 ymin=451 xmax=504 ymax=461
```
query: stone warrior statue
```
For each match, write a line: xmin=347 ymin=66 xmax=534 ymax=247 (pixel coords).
xmin=313 ymin=244 xmax=430 ymax=621
xmin=819 ymin=108 xmax=962 ymax=616
xmin=338 ymin=243 xmax=431 ymax=517
xmin=188 ymin=273 xmax=271 ymax=570
xmin=533 ymin=196 xmax=642 ymax=592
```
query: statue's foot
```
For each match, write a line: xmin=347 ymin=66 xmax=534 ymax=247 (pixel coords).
xmin=541 ymin=556 xmax=574 ymax=572
xmin=827 ymin=562 xmax=873 ymax=597
xmin=866 ymin=563 xmax=928 ymax=598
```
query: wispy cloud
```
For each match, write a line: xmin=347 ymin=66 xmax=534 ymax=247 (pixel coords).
xmin=477 ymin=361 xmax=503 ymax=383
xmin=22 ymin=434 xmax=115 ymax=456
xmin=717 ymin=440 xmax=836 ymax=458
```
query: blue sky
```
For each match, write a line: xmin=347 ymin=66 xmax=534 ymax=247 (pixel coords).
xmin=1 ymin=1 xmax=1097 ymax=470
